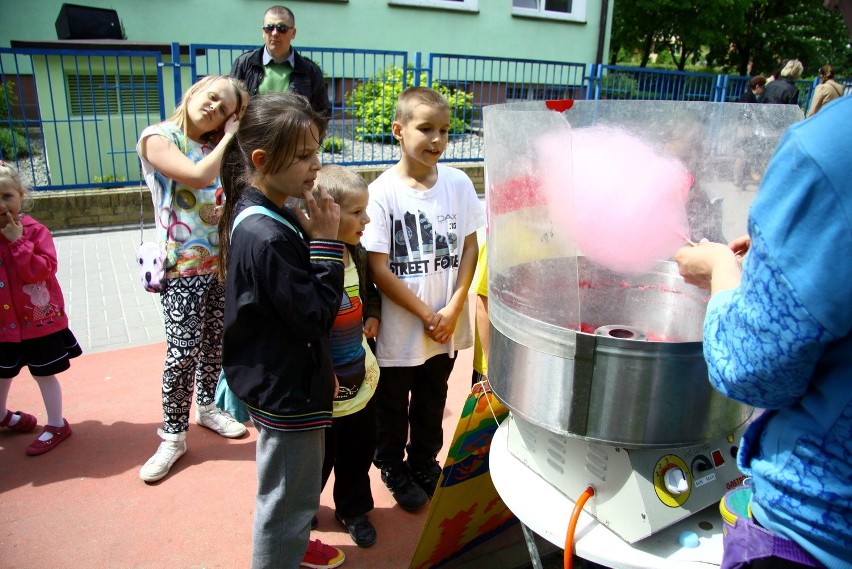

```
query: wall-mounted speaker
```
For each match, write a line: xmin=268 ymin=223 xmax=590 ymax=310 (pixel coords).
xmin=56 ymin=4 xmax=123 ymax=40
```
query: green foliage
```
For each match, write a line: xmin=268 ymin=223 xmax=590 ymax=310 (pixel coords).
xmin=0 ymin=81 xmax=32 ymax=159
xmin=598 ymin=72 xmax=639 ymax=99
xmin=322 ymin=136 xmax=344 ymax=154
xmin=91 ymin=174 xmax=127 ymax=184
xmin=345 ymin=66 xmax=473 ymax=143
xmin=0 ymin=128 xmax=29 ymax=158
xmin=0 ymin=81 xmax=13 ymax=121
xmin=610 ymin=0 xmax=851 ymax=77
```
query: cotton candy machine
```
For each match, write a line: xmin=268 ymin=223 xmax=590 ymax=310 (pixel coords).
xmin=483 ymin=100 xmax=803 ymax=542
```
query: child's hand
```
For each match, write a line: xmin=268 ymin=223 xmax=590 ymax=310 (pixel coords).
xmin=427 ymin=307 xmax=459 ymax=344
xmin=222 ymin=113 xmax=240 ymax=137
xmin=0 ymin=211 xmax=23 ymax=242
xmin=363 ymin=317 xmax=379 ymax=340
xmin=291 ymin=185 xmax=340 ymax=240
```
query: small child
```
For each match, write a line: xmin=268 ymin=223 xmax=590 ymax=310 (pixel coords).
xmin=218 ymin=92 xmax=346 ymax=569
xmin=471 ymin=242 xmax=489 ymax=387
xmin=0 ymin=161 xmax=81 ymax=456
xmin=361 ymin=86 xmax=486 ymax=512
xmin=312 ymin=165 xmax=382 ymax=548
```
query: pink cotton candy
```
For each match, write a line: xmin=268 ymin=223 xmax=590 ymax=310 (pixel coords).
xmin=538 ymin=126 xmax=693 ymax=273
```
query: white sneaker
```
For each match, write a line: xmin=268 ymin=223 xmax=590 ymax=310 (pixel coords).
xmin=140 ymin=431 xmax=187 ymax=483
xmin=195 ymin=403 xmax=247 ymax=438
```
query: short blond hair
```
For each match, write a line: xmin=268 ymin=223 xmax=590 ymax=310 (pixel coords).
xmin=0 ymin=161 xmax=32 ymax=211
xmin=394 ymin=86 xmax=449 ymax=124
xmin=780 ymin=59 xmax=803 ymax=80
xmin=314 ymin=164 xmax=368 ymax=207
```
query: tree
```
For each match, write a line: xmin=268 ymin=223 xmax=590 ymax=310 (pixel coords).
xmin=611 ymin=0 xmax=851 ymax=76
xmin=706 ymin=0 xmax=851 ymax=77
xmin=610 ymin=0 xmax=749 ymax=70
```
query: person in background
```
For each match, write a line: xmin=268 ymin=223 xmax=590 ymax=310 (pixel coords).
xmin=0 ymin=161 xmax=80 ymax=456
xmin=230 ymin=5 xmax=330 ymax=116
xmin=733 ymin=75 xmax=768 ymax=190
xmin=760 ymin=59 xmax=804 ymax=106
xmin=218 ymin=91 xmax=345 ymax=569
xmin=471 ymin=242 xmax=489 ymax=386
xmin=806 ymin=64 xmax=845 ymax=117
xmin=362 ymin=86 xmax=485 ymax=513
xmin=674 ymin=4 xmax=852 ymax=566
xmin=738 ymin=75 xmax=767 ymax=103
xmin=310 ymin=165 xmax=382 ymax=549
xmin=136 ymin=75 xmax=249 ymax=484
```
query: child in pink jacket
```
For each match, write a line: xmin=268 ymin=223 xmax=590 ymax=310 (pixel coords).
xmin=0 ymin=161 xmax=80 ymax=456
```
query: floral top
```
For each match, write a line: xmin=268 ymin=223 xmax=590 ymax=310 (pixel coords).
xmin=137 ymin=122 xmax=221 ymax=279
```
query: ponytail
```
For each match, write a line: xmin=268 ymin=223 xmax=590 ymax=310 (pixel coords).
xmin=217 ymin=136 xmax=248 ymax=281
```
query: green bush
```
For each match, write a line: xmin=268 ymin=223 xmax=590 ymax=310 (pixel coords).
xmin=345 ymin=66 xmax=474 ymax=143
xmin=322 ymin=136 xmax=344 ymax=154
xmin=0 ymin=127 xmax=29 ymax=159
xmin=1 ymin=81 xmax=31 ymax=159
xmin=598 ymin=71 xmax=639 ymax=99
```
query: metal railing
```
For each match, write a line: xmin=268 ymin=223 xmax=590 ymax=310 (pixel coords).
xmin=1 ymin=43 xmax=848 ymax=191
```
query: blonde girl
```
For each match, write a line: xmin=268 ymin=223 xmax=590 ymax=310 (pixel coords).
xmin=0 ymin=161 xmax=80 ymax=456
xmin=136 ymin=75 xmax=248 ymax=483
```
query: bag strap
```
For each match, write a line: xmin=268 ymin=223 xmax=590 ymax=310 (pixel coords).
xmin=231 ymin=205 xmax=303 ymax=239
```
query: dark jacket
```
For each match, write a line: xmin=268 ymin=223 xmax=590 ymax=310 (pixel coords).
xmin=230 ymin=47 xmax=330 ymax=116
xmin=347 ymin=243 xmax=381 ymax=324
xmin=222 ymin=188 xmax=344 ymax=429
xmin=760 ymin=78 xmax=800 ymax=106
xmin=738 ymin=89 xmax=758 ymax=104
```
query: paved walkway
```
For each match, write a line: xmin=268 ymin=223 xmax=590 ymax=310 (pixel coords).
xmin=54 ymin=227 xmax=165 ymax=354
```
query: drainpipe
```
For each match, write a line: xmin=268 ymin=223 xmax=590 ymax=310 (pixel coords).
xmin=596 ymin=0 xmax=610 ymax=65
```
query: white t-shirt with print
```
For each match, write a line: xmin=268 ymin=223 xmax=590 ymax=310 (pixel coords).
xmin=362 ymin=164 xmax=486 ymax=367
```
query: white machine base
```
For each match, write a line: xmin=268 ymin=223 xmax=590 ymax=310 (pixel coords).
xmin=506 ymin=413 xmax=749 ymax=543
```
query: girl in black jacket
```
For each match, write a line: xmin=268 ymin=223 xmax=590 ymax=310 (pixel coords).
xmin=217 ymin=91 xmax=346 ymax=569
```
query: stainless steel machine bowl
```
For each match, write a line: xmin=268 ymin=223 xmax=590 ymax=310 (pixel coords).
xmin=488 ymin=256 xmax=753 ymax=448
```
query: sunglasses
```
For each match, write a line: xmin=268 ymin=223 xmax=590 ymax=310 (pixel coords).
xmin=262 ymin=24 xmax=291 ymax=34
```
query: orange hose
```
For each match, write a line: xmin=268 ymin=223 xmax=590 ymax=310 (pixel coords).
xmin=564 ymin=485 xmax=596 ymax=569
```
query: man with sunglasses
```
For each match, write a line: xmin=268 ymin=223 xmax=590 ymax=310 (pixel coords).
xmin=230 ymin=5 xmax=330 ymax=116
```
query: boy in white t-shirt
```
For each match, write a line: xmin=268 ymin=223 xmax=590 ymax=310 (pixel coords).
xmin=361 ymin=86 xmax=486 ymax=512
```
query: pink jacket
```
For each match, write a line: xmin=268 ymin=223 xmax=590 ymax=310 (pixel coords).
xmin=0 ymin=215 xmax=69 ymax=341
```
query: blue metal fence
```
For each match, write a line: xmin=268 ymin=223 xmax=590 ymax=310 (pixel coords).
xmin=1 ymin=43 xmax=848 ymax=191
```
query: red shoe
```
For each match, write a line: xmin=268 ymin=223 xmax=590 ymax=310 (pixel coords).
xmin=300 ymin=539 xmax=345 ymax=569
xmin=26 ymin=419 xmax=72 ymax=456
xmin=0 ymin=409 xmax=37 ymax=433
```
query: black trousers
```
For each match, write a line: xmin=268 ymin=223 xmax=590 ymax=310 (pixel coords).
xmin=321 ymin=397 xmax=377 ymax=519
xmin=373 ymin=353 xmax=457 ymax=469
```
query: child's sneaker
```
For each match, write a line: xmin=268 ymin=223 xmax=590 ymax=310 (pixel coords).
xmin=408 ymin=459 xmax=442 ymax=498
xmin=195 ymin=403 xmax=247 ymax=438
xmin=300 ymin=539 xmax=345 ymax=568
xmin=380 ymin=462 xmax=428 ymax=512
xmin=139 ymin=430 xmax=187 ymax=482
xmin=25 ymin=419 xmax=72 ymax=456
xmin=0 ymin=409 xmax=37 ymax=433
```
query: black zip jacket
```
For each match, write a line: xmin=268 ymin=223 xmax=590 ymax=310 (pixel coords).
xmin=230 ymin=47 xmax=331 ymax=117
xmin=347 ymin=243 xmax=381 ymax=324
xmin=222 ymin=188 xmax=344 ymax=428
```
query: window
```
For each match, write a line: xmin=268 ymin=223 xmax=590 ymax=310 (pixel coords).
xmin=388 ymin=0 xmax=478 ymax=13
xmin=67 ymin=74 xmax=160 ymax=116
xmin=512 ymin=0 xmax=587 ymax=23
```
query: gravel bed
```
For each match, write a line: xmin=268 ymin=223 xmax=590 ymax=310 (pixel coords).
xmin=12 ymin=133 xmax=485 ymax=191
